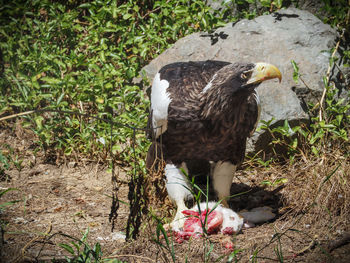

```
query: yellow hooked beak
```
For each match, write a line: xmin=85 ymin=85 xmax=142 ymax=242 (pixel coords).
xmin=246 ymin=62 xmax=282 ymax=85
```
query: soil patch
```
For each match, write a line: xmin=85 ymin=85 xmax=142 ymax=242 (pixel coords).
xmin=1 ymin=125 xmax=349 ymax=262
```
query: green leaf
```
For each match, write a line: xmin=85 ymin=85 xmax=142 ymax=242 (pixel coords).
xmin=81 ymin=228 xmax=89 ymax=242
xmin=34 ymin=116 xmax=44 ymax=130
xmin=291 ymin=60 xmax=299 ymax=84
xmin=79 ymin=3 xmax=91 ymax=9
xmin=311 ymin=146 xmax=319 ymax=155
xmin=0 ymin=188 xmax=18 ymax=198
xmin=174 ymin=6 xmax=187 ymax=15
xmin=41 ymin=77 xmax=61 ymax=84
xmin=0 ymin=200 xmax=21 ymax=209
xmin=56 ymin=92 xmax=65 ymax=105
xmin=59 ymin=243 xmax=75 ymax=255
xmin=122 ymin=13 xmax=132 ymax=20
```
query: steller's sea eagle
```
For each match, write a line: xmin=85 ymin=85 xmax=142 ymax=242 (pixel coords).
xmin=146 ymin=60 xmax=282 ymax=230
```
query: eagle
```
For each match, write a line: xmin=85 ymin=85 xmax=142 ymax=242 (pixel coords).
xmin=146 ymin=60 xmax=281 ymax=230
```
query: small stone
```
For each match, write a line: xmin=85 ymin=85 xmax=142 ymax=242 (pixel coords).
xmin=14 ymin=217 xmax=28 ymax=224
xmin=67 ymin=162 xmax=77 ymax=169
xmin=93 ymin=186 xmax=103 ymax=192
xmin=66 ymin=185 xmax=74 ymax=191
xmin=111 ymin=232 xmax=126 ymax=241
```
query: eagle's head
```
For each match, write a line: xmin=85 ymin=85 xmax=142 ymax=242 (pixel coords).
xmin=241 ymin=62 xmax=282 ymax=88
xmin=203 ymin=62 xmax=281 ymax=94
xmin=200 ymin=62 xmax=282 ymax=119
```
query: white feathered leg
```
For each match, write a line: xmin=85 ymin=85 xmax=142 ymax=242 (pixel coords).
xmin=211 ymin=161 xmax=236 ymax=207
xmin=165 ymin=163 xmax=192 ymax=230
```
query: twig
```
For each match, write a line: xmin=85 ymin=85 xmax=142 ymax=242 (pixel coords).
xmin=318 ymin=34 xmax=342 ymax=121
xmin=73 ymin=19 xmax=90 ymax=25
xmin=293 ymin=235 xmax=318 ymax=256
xmin=103 ymin=254 xmax=156 ymax=262
xmin=141 ymin=0 xmax=171 ymax=19
xmin=0 ymin=108 xmax=163 ymax=135
xmin=12 ymin=223 xmax=52 ymax=263
xmin=327 ymin=232 xmax=350 ymax=252
xmin=0 ymin=110 xmax=37 ymax=122
xmin=0 ymin=108 xmax=151 ymax=131
xmin=299 ymin=75 xmax=312 ymax=92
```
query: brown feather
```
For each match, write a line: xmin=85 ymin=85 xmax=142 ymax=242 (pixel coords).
xmin=147 ymin=60 xmax=259 ymax=168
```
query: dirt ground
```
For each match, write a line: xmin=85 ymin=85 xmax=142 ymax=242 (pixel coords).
xmin=1 ymin=125 xmax=350 ymax=263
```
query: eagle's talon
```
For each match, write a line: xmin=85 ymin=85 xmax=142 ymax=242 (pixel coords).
xmin=170 ymin=210 xmax=187 ymax=231
xmin=163 ymin=223 xmax=171 ymax=232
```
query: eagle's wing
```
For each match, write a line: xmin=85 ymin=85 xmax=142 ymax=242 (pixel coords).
xmin=149 ymin=60 xmax=230 ymax=139
xmin=247 ymin=91 xmax=261 ymax=137
xmin=161 ymin=61 xmax=230 ymax=121
xmin=146 ymin=61 xmax=230 ymax=168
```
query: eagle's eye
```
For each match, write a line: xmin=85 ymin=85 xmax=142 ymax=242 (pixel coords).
xmin=241 ymin=71 xmax=251 ymax=80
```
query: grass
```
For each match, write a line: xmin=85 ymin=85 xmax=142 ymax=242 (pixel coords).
xmin=146 ymin=149 xmax=349 ymax=262
xmin=0 ymin=0 xmax=233 ymax=166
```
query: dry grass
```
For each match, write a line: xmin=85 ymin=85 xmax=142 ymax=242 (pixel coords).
xmin=1 ymin=123 xmax=350 ymax=262
xmin=138 ymin=149 xmax=350 ymax=262
xmin=280 ymin=152 xmax=349 ymax=227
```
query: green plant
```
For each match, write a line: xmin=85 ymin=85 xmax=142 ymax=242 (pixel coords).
xmin=58 ymin=228 xmax=104 ymax=263
xmin=0 ymin=146 xmax=23 ymax=173
xmin=225 ymin=248 xmax=243 ymax=263
xmin=152 ymin=216 xmax=176 ymax=263
xmin=320 ymin=0 xmax=349 ymax=27
xmin=0 ymin=1 xmax=240 ymax=242
xmin=261 ymin=177 xmax=288 ymax=187
xmin=0 ymin=151 xmax=10 ymax=177
xmin=258 ymin=118 xmax=301 ymax=161
xmin=0 ymin=0 xmax=233 ymax=166
xmin=220 ymin=0 xmax=285 ymax=20
xmin=0 ymin=187 xmax=21 ymax=251
xmin=1 ymin=0 xmax=349 ymax=261
xmin=260 ymin=57 xmax=349 ymax=161
xmin=273 ymin=230 xmax=284 ymax=263
xmin=0 ymin=188 xmax=20 ymax=212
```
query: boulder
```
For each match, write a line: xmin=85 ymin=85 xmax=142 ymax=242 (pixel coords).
xmin=141 ymin=8 xmax=340 ymax=154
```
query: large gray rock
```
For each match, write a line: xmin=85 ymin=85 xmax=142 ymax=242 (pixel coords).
xmin=141 ymin=8 xmax=339 ymax=154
